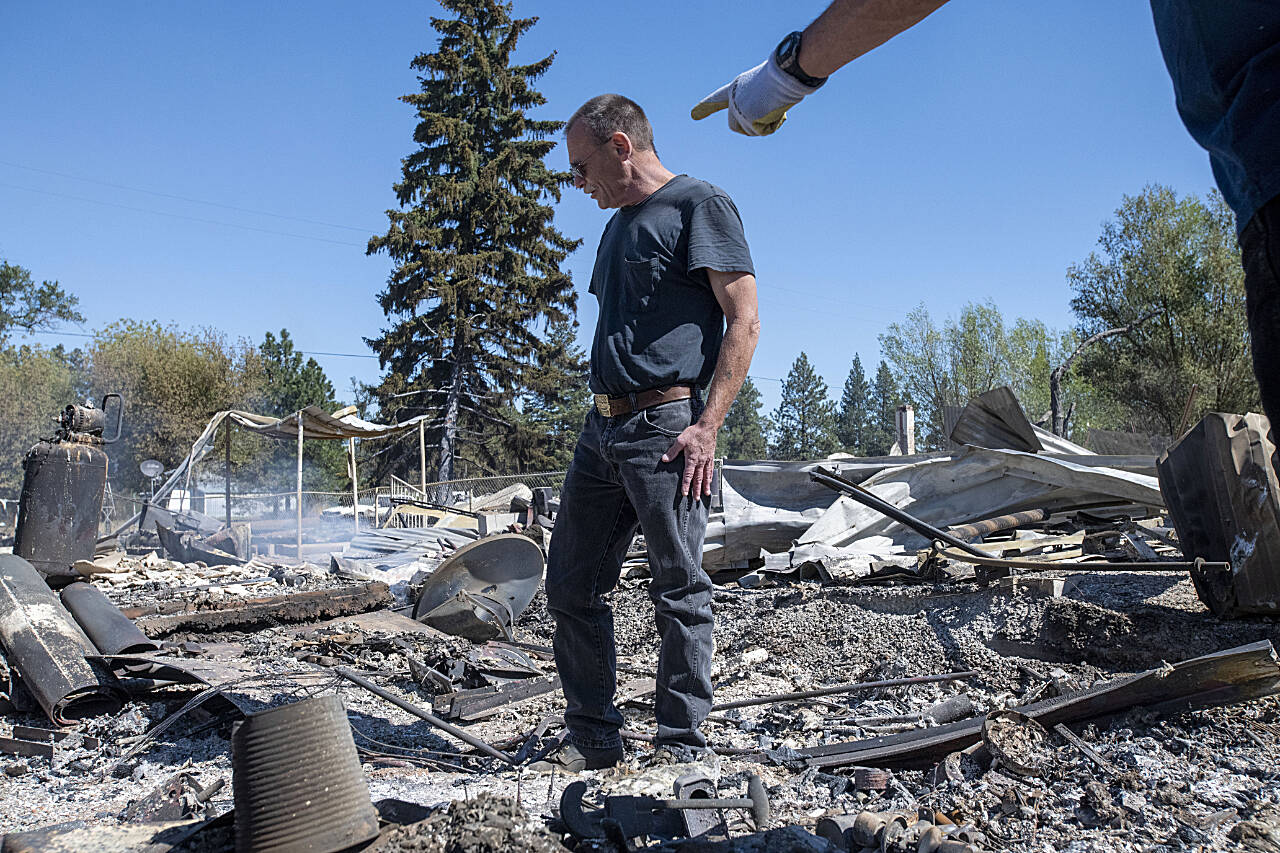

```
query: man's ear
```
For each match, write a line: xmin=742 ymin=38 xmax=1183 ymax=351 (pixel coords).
xmin=612 ymin=131 xmax=634 ymax=161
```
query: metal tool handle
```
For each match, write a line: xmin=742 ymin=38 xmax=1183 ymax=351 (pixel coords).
xmin=100 ymin=393 xmax=124 ymax=443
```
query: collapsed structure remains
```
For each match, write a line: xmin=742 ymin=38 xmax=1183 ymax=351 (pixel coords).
xmin=0 ymin=389 xmax=1278 ymax=853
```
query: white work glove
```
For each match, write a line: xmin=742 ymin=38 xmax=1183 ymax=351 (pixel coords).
xmin=691 ymin=53 xmax=822 ymax=137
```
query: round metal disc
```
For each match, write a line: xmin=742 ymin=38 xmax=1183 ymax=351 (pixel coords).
xmin=412 ymin=533 xmax=545 ymax=641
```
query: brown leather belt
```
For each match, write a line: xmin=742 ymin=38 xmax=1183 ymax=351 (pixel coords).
xmin=593 ymin=385 xmax=692 ymax=417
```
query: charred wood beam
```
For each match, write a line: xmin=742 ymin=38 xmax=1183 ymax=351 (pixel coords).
xmin=432 ymin=674 xmax=562 ymax=721
xmin=130 ymin=582 xmax=393 ymax=638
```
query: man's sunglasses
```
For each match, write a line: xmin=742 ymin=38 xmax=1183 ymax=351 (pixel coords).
xmin=569 ymin=139 xmax=612 ymax=181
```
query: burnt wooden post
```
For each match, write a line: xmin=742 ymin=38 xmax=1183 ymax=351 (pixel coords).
xmin=296 ymin=416 xmax=303 ymax=558
xmin=224 ymin=420 xmax=232 ymax=527
xmin=418 ymin=419 xmax=427 ymax=496
xmin=348 ymin=437 xmax=359 ymax=537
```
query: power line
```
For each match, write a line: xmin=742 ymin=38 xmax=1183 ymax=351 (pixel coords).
xmin=22 ymin=324 xmax=376 ymax=353
xmin=20 ymin=329 xmax=786 ymax=376
xmin=0 ymin=158 xmax=377 ymax=233
xmin=0 ymin=182 xmax=370 ymax=248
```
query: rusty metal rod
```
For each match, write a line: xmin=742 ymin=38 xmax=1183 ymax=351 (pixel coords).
xmin=711 ymin=671 xmax=980 ymax=712
xmin=934 ymin=548 xmax=1226 ymax=573
xmin=947 ymin=508 xmax=1048 ymax=542
xmin=335 ymin=667 xmax=516 ymax=765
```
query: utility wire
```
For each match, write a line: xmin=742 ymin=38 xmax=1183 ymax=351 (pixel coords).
xmin=0 ymin=158 xmax=377 ymax=233
xmin=0 ymin=182 xmax=369 ymax=248
xmin=20 ymin=328 xmax=381 ymax=359
xmin=22 ymin=330 xmax=785 ymax=382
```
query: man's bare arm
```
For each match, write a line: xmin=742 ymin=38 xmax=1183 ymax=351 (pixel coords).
xmin=661 ymin=270 xmax=760 ymax=496
xmin=691 ymin=0 xmax=950 ymax=136
xmin=800 ymin=0 xmax=951 ymax=78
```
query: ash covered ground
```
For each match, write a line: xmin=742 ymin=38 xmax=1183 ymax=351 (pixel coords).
xmin=2 ymin=555 xmax=1279 ymax=852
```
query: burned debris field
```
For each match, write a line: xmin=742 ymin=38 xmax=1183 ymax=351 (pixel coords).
xmin=0 ymin=389 xmax=1277 ymax=853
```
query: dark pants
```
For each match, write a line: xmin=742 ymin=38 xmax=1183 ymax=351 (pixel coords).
xmin=1240 ymin=194 xmax=1280 ymax=431
xmin=546 ymin=398 xmax=713 ymax=751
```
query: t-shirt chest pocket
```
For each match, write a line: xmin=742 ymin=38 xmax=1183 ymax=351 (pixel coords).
xmin=619 ymin=258 xmax=660 ymax=315
xmin=622 ymin=256 xmax=662 ymax=313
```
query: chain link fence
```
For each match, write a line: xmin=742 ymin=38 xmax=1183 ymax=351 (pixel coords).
xmin=384 ymin=471 xmax=567 ymax=528
xmin=104 ymin=471 xmax=569 ymax=535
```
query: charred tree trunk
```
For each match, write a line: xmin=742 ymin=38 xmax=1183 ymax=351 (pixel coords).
xmin=437 ymin=335 xmax=465 ymax=485
xmin=1050 ymin=313 xmax=1155 ymax=436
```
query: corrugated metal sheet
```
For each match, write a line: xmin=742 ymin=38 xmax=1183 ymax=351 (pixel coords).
xmin=949 ymin=387 xmax=1042 ymax=452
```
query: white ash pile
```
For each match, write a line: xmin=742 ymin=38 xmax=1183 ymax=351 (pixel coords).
xmin=2 ymin=398 xmax=1280 ymax=850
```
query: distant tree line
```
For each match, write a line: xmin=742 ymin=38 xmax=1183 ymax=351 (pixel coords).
xmin=0 ymin=258 xmax=353 ymax=503
xmin=722 ymin=185 xmax=1258 ymax=459
xmin=0 ymin=5 xmax=1258 ymax=492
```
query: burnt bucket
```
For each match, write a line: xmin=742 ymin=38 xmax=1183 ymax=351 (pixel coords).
xmin=231 ymin=694 xmax=379 ymax=853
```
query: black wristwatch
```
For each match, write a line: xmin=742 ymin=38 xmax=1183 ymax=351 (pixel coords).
xmin=774 ymin=31 xmax=827 ymax=89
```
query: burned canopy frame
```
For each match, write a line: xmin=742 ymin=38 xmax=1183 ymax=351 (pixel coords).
xmin=107 ymin=405 xmax=434 ymax=554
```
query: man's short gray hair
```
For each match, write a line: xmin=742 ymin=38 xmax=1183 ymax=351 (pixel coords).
xmin=567 ymin=94 xmax=656 ymax=153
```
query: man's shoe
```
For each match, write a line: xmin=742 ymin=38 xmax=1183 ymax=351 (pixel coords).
xmin=646 ymin=744 xmax=697 ymax=767
xmin=527 ymin=741 xmax=623 ymax=773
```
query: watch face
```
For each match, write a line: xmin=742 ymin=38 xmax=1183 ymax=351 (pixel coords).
xmin=777 ymin=31 xmax=802 ymax=66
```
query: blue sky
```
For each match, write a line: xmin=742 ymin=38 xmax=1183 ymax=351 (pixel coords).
xmin=0 ymin=1 xmax=1215 ymax=414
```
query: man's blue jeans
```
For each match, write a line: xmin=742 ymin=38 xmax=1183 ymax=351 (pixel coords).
xmin=1240 ymin=194 xmax=1280 ymax=431
xmin=546 ymin=398 xmax=714 ymax=751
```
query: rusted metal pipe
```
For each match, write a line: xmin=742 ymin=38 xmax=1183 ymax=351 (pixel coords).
xmin=947 ymin=509 xmax=1048 ymax=542
xmin=712 ymin=671 xmax=979 ymax=712
xmin=335 ymin=666 xmax=516 ymax=765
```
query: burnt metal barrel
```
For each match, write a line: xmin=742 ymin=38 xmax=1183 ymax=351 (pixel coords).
xmin=231 ymin=694 xmax=379 ymax=853
xmin=13 ymin=395 xmax=122 ymax=587
xmin=0 ymin=554 xmax=126 ymax=724
xmin=13 ymin=437 xmax=109 ymax=586
xmin=60 ymin=582 xmax=159 ymax=655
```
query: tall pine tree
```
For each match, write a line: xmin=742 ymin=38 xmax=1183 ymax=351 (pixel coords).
xmin=769 ymin=352 xmax=837 ymax=460
xmin=835 ymin=354 xmax=869 ymax=454
xmin=865 ymin=359 xmax=899 ymax=456
xmin=499 ymin=316 xmax=589 ymax=471
xmin=257 ymin=329 xmax=347 ymax=489
xmin=367 ymin=0 xmax=579 ymax=482
xmin=717 ymin=376 xmax=768 ymax=459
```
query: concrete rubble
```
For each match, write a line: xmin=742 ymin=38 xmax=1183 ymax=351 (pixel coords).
xmin=0 ymin=397 xmax=1278 ymax=852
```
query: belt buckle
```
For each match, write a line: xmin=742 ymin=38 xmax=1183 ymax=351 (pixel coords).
xmin=593 ymin=394 xmax=614 ymax=417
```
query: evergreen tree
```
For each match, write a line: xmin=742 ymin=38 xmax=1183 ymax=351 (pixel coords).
xmin=366 ymin=0 xmax=579 ymax=482
xmin=865 ymin=360 xmax=898 ymax=456
xmin=257 ymin=329 xmax=347 ymax=489
xmin=499 ymin=316 xmax=589 ymax=471
xmin=717 ymin=376 xmax=768 ymax=459
xmin=835 ymin=354 xmax=870 ymax=454
xmin=260 ymin=330 xmax=339 ymax=415
xmin=769 ymin=352 xmax=837 ymax=459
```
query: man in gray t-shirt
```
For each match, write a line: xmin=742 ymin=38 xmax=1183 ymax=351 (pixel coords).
xmin=535 ymin=94 xmax=760 ymax=771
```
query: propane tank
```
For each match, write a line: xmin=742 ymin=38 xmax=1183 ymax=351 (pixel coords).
xmin=13 ymin=394 xmax=123 ymax=586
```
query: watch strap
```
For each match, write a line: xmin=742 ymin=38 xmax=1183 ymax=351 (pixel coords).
xmin=775 ymin=31 xmax=827 ymax=89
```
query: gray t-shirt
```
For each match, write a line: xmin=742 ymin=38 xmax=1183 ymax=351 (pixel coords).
xmin=588 ymin=175 xmax=755 ymax=396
